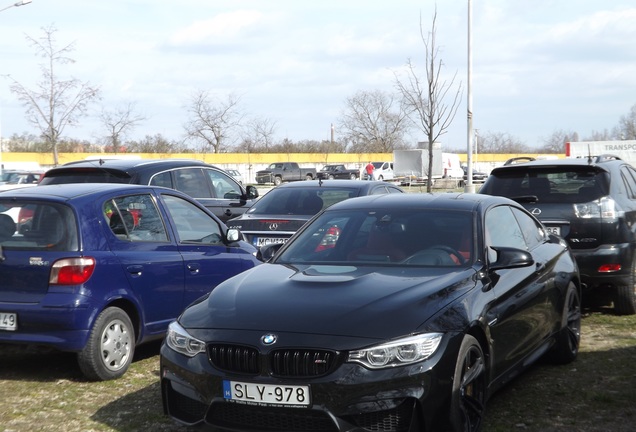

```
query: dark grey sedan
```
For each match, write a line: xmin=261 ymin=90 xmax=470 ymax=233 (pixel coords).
xmin=225 ymin=180 xmax=403 ymax=248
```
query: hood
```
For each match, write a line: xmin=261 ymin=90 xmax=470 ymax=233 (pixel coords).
xmin=180 ymin=263 xmax=477 ymax=339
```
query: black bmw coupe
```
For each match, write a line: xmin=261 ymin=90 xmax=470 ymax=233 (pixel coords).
xmin=160 ymin=193 xmax=581 ymax=432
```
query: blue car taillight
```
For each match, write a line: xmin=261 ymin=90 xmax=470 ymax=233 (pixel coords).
xmin=49 ymin=257 xmax=96 ymax=285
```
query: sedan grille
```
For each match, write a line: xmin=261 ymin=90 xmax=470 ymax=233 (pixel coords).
xmin=271 ymin=349 xmax=337 ymax=377
xmin=207 ymin=344 xmax=340 ymax=377
xmin=208 ymin=344 xmax=260 ymax=374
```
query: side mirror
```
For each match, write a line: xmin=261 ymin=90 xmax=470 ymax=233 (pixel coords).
xmin=226 ymin=228 xmax=241 ymax=243
xmin=489 ymin=246 xmax=534 ymax=271
xmin=245 ymin=185 xmax=259 ymax=200
xmin=257 ymin=242 xmax=284 ymax=262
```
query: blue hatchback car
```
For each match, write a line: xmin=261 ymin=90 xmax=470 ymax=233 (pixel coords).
xmin=0 ymin=183 xmax=260 ymax=380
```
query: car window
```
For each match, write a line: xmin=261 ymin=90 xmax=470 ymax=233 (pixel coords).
xmin=484 ymin=205 xmax=527 ymax=261
xmin=0 ymin=201 xmax=78 ymax=251
xmin=276 ymin=209 xmax=473 ymax=266
xmin=246 ymin=187 xmax=362 ymax=215
xmin=174 ymin=169 xmax=212 ymax=198
xmin=161 ymin=194 xmax=223 ymax=245
xmin=149 ymin=171 xmax=174 ymax=189
xmin=482 ymin=167 xmax=610 ymax=203
xmin=203 ymin=169 xmax=242 ymax=199
xmin=620 ymin=166 xmax=636 ymax=199
xmin=105 ymin=194 xmax=168 ymax=242
xmin=510 ymin=207 xmax=545 ymax=249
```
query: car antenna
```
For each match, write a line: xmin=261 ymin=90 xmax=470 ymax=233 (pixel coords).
xmin=587 ymin=144 xmax=592 ymax=165
xmin=318 ymin=177 xmax=323 ymax=186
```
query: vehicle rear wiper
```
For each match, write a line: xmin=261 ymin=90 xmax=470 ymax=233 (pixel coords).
xmin=509 ymin=195 xmax=539 ymax=203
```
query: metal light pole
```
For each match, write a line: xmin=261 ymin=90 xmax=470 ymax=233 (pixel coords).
xmin=464 ymin=0 xmax=475 ymax=193
xmin=0 ymin=0 xmax=31 ymax=13
xmin=0 ymin=0 xmax=32 ymax=176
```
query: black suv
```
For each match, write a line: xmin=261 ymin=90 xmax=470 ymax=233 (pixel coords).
xmin=39 ymin=159 xmax=259 ymax=222
xmin=480 ymin=155 xmax=636 ymax=314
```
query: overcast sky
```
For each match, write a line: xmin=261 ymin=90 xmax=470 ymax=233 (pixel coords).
xmin=1 ymin=0 xmax=635 ymax=151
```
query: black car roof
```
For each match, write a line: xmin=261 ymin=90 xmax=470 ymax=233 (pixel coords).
xmin=326 ymin=192 xmax=516 ymax=212
xmin=273 ymin=179 xmax=396 ymax=189
xmin=490 ymin=157 xmax=620 ymax=174
xmin=49 ymin=158 xmax=217 ymax=173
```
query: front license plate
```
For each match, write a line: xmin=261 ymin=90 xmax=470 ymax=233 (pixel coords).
xmin=223 ymin=380 xmax=310 ymax=407
xmin=254 ymin=237 xmax=288 ymax=247
xmin=544 ymin=226 xmax=561 ymax=236
xmin=0 ymin=313 xmax=17 ymax=331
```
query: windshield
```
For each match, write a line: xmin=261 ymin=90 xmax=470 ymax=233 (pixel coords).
xmin=246 ymin=187 xmax=361 ymax=216
xmin=276 ymin=208 xmax=473 ymax=266
xmin=481 ymin=167 xmax=610 ymax=203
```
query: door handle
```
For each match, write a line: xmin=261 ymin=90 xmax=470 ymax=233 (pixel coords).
xmin=187 ymin=263 xmax=201 ymax=274
xmin=126 ymin=265 xmax=143 ymax=277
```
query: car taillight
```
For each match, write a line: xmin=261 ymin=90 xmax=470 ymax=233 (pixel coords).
xmin=573 ymin=197 xmax=621 ymax=220
xmin=49 ymin=257 xmax=96 ymax=285
xmin=315 ymin=226 xmax=341 ymax=252
xmin=598 ymin=264 xmax=621 ymax=273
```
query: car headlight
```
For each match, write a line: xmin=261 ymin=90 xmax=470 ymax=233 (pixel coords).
xmin=165 ymin=321 xmax=206 ymax=357
xmin=348 ymin=333 xmax=443 ymax=369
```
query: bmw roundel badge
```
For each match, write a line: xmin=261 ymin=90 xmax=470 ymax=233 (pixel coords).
xmin=261 ymin=334 xmax=277 ymax=345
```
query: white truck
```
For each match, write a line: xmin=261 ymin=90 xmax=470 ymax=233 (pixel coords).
xmin=566 ymin=140 xmax=636 ymax=165
xmin=393 ymin=145 xmax=463 ymax=186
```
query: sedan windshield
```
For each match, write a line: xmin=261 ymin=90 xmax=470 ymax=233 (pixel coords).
xmin=245 ymin=187 xmax=360 ymax=216
xmin=276 ymin=208 xmax=473 ymax=266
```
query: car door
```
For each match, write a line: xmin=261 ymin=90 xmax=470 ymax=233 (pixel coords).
xmin=104 ymin=193 xmax=186 ymax=337
xmin=159 ymin=192 xmax=248 ymax=305
xmin=484 ymin=204 xmax=557 ymax=380
xmin=202 ymin=168 xmax=254 ymax=221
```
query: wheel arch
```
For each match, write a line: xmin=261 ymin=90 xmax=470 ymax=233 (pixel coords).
xmin=102 ymin=298 xmax=142 ymax=344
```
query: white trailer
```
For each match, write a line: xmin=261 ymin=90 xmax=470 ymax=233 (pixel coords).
xmin=393 ymin=144 xmax=462 ymax=186
xmin=566 ymin=140 xmax=636 ymax=165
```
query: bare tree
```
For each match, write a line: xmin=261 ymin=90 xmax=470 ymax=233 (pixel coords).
xmin=5 ymin=24 xmax=101 ymax=165
xmin=538 ymin=129 xmax=579 ymax=153
xmin=338 ymin=89 xmax=411 ymax=153
xmin=236 ymin=116 xmax=278 ymax=153
xmin=394 ymin=10 xmax=462 ymax=191
xmin=616 ymin=104 xmax=636 ymax=140
xmin=99 ymin=102 xmax=146 ymax=153
xmin=478 ymin=131 xmax=529 ymax=153
xmin=183 ymin=91 xmax=243 ymax=153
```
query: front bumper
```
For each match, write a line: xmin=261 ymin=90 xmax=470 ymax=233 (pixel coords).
xmin=160 ymin=334 xmax=461 ymax=432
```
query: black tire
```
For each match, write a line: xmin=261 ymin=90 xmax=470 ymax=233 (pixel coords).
xmin=615 ymin=257 xmax=636 ymax=315
xmin=328 ymin=174 xmax=335 ymax=180
xmin=350 ymin=173 xmax=357 ymax=180
xmin=273 ymin=176 xmax=283 ymax=186
xmin=77 ymin=307 xmax=135 ymax=381
xmin=305 ymin=174 xmax=313 ymax=181
xmin=546 ymin=282 xmax=581 ymax=364
xmin=450 ymin=335 xmax=486 ymax=432
xmin=378 ymin=175 xmax=384 ymax=181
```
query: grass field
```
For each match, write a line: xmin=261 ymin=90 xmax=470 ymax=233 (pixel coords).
xmin=1 ymin=310 xmax=635 ymax=432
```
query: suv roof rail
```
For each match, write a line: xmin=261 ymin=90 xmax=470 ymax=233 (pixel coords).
xmin=591 ymin=154 xmax=622 ymax=163
xmin=503 ymin=156 xmax=535 ymax=166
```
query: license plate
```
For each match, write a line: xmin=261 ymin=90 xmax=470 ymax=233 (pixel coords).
xmin=0 ymin=313 xmax=17 ymax=331
xmin=223 ymin=380 xmax=310 ymax=407
xmin=254 ymin=237 xmax=288 ymax=247
xmin=545 ymin=226 xmax=561 ymax=236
